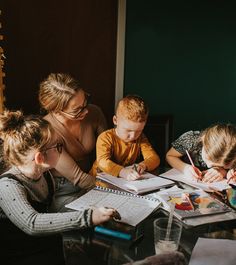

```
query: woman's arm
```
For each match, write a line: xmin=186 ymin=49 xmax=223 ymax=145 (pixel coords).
xmin=55 ymin=149 xmax=96 ymax=189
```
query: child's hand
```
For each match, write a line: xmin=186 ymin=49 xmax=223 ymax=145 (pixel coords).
xmin=201 ymin=167 xmax=227 ymax=183
xmin=137 ymin=163 xmax=146 ymax=174
xmin=119 ymin=167 xmax=142 ymax=181
xmin=226 ymin=169 xmax=236 ymax=184
xmin=92 ymin=207 xmax=119 ymax=225
xmin=183 ymin=164 xmax=202 ymax=181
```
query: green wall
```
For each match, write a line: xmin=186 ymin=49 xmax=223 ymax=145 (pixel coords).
xmin=124 ymin=1 xmax=236 ymax=138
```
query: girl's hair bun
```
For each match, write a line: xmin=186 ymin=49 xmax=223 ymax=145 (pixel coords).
xmin=0 ymin=110 xmax=25 ymax=137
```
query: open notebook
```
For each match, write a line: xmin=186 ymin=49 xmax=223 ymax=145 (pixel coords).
xmin=97 ymin=172 xmax=174 ymax=194
xmin=65 ymin=186 xmax=161 ymax=226
xmin=160 ymin=168 xmax=230 ymax=191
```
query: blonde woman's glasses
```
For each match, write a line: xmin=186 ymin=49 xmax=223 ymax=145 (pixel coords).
xmin=61 ymin=93 xmax=91 ymax=119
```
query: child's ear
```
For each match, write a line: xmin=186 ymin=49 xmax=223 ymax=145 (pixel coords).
xmin=34 ymin=152 xmax=45 ymax=165
xmin=113 ymin=115 xmax=117 ymax=126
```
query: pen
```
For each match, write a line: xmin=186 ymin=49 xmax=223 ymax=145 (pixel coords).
xmin=94 ymin=226 xmax=132 ymax=240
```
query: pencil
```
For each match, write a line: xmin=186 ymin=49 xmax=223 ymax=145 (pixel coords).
xmin=185 ymin=150 xmax=202 ymax=181
xmin=133 ymin=164 xmax=138 ymax=173
xmin=185 ymin=150 xmax=195 ymax=168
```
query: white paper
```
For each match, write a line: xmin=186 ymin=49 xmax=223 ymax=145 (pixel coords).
xmin=66 ymin=188 xmax=161 ymax=226
xmin=189 ymin=238 xmax=236 ymax=265
xmin=97 ymin=172 xmax=174 ymax=194
xmin=160 ymin=168 xmax=230 ymax=191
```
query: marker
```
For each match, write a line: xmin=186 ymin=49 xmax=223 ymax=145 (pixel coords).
xmin=94 ymin=226 xmax=132 ymax=240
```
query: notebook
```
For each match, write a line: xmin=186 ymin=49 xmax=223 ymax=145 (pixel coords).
xmin=160 ymin=168 xmax=230 ymax=191
xmin=65 ymin=186 xmax=161 ymax=226
xmin=97 ymin=172 xmax=175 ymax=194
xmin=157 ymin=188 xmax=231 ymax=220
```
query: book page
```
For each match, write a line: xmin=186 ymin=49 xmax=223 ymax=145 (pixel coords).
xmin=66 ymin=188 xmax=161 ymax=226
xmin=160 ymin=168 xmax=230 ymax=191
xmin=97 ymin=172 xmax=174 ymax=194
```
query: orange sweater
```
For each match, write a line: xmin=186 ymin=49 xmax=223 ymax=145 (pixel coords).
xmin=91 ymin=128 xmax=160 ymax=177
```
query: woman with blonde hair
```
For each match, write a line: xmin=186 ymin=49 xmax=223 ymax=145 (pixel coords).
xmin=0 ymin=110 xmax=116 ymax=265
xmin=39 ymin=73 xmax=107 ymax=211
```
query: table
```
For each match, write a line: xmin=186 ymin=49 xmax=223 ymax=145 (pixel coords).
xmin=63 ymin=208 xmax=236 ymax=265
xmin=63 ymin=168 xmax=236 ymax=264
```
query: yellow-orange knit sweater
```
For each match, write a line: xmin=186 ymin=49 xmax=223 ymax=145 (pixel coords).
xmin=91 ymin=128 xmax=160 ymax=177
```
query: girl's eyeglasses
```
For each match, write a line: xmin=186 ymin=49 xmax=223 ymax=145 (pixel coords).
xmin=32 ymin=142 xmax=63 ymax=161
xmin=42 ymin=142 xmax=63 ymax=154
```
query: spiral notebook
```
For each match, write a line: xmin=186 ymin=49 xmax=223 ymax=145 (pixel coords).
xmin=66 ymin=186 xmax=161 ymax=226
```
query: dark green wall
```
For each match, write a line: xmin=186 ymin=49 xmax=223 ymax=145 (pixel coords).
xmin=124 ymin=1 xmax=236 ymax=138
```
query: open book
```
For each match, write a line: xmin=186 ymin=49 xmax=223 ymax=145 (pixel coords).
xmin=65 ymin=186 xmax=161 ymax=226
xmin=157 ymin=188 xmax=231 ymax=220
xmin=160 ymin=168 xmax=231 ymax=191
xmin=97 ymin=171 xmax=174 ymax=194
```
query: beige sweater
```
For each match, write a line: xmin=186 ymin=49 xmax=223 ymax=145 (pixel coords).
xmin=45 ymin=104 xmax=107 ymax=188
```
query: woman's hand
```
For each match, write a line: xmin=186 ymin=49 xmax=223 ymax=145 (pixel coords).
xmin=119 ymin=167 xmax=142 ymax=181
xmin=201 ymin=167 xmax=227 ymax=183
xmin=183 ymin=164 xmax=202 ymax=181
xmin=92 ymin=207 xmax=120 ymax=225
xmin=226 ymin=169 xmax=236 ymax=184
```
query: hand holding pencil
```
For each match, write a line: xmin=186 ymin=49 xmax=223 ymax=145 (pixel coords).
xmin=120 ymin=165 xmax=143 ymax=181
xmin=185 ymin=150 xmax=202 ymax=181
xmin=133 ymin=163 xmax=146 ymax=175
xmin=226 ymin=168 xmax=236 ymax=184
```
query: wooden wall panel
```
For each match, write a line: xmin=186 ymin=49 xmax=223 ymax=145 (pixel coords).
xmin=2 ymin=0 xmax=118 ymax=125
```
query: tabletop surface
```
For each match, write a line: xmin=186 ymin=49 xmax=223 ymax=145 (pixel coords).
xmin=63 ymin=207 xmax=236 ymax=265
xmin=63 ymin=169 xmax=236 ymax=265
